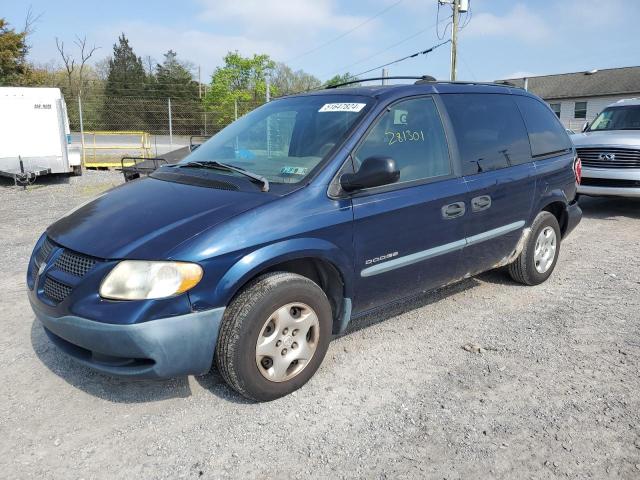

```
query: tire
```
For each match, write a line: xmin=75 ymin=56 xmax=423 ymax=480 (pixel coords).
xmin=215 ymin=272 xmax=333 ymax=402
xmin=508 ymin=211 xmax=561 ymax=286
xmin=71 ymin=165 xmax=83 ymax=176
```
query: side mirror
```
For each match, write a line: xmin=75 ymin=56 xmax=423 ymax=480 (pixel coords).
xmin=340 ymin=156 xmax=400 ymax=192
xmin=582 ymin=121 xmax=589 ymax=133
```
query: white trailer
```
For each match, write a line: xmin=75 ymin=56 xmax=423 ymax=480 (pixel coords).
xmin=0 ymin=87 xmax=82 ymax=179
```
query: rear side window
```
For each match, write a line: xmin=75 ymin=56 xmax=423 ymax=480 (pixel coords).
xmin=515 ymin=96 xmax=572 ymax=157
xmin=441 ymin=94 xmax=531 ymax=175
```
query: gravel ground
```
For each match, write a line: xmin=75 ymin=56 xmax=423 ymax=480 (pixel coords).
xmin=1 ymin=171 xmax=639 ymax=479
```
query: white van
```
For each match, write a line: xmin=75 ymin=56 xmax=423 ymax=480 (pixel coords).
xmin=0 ymin=87 xmax=81 ymax=176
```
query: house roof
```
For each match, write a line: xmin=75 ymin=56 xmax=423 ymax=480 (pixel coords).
xmin=499 ymin=66 xmax=640 ymax=100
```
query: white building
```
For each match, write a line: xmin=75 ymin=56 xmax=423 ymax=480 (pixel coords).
xmin=500 ymin=66 xmax=640 ymax=131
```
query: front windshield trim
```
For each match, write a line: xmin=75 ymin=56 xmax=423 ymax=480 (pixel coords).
xmin=178 ymin=94 xmax=375 ymax=191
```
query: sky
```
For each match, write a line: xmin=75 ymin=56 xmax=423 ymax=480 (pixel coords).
xmin=4 ymin=0 xmax=640 ymax=83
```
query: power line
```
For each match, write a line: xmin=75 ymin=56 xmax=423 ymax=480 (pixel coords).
xmin=436 ymin=1 xmax=452 ymax=40
xmin=346 ymin=39 xmax=450 ymax=80
xmin=325 ymin=17 xmax=449 ymax=78
xmin=285 ymin=0 xmax=405 ymax=64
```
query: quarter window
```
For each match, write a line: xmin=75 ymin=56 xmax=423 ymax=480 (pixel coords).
xmin=515 ymin=96 xmax=572 ymax=157
xmin=574 ymin=101 xmax=587 ymax=119
xmin=441 ymin=93 xmax=531 ymax=174
xmin=353 ymin=97 xmax=451 ymax=183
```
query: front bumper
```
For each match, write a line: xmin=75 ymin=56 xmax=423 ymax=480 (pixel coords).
xmin=31 ymin=299 xmax=225 ymax=379
xmin=578 ymin=167 xmax=640 ymax=198
xmin=578 ymin=185 xmax=640 ymax=198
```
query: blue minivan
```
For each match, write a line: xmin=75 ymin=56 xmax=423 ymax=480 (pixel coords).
xmin=27 ymin=80 xmax=582 ymax=401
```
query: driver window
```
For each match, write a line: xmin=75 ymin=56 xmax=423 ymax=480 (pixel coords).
xmin=353 ymin=97 xmax=451 ymax=183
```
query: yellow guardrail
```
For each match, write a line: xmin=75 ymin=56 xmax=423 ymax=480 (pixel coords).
xmin=82 ymin=131 xmax=152 ymax=168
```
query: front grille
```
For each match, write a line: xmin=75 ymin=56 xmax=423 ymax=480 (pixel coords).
xmin=36 ymin=237 xmax=55 ymax=265
xmin=30 ymin=238 xmax=55 ymax=289
xmin=54 ymin=250 xmax=96 ymax=277
xmin=581 ymin=177 xmax=640 ymax=188
xmin=43 ymin=277 xmax=73 ymax=303
xmin=33 ymin=237 xmax=100 ymax=303
xmin=30 ymin=262 xmax=38 ymax=286
xmin=577 ymin=147 xmax=640 ymax=169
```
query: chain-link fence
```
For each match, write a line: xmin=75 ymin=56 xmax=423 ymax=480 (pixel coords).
xmin=65 ymin=93 xmax=263 ymax=164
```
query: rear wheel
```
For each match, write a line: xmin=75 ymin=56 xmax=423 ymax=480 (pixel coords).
xmin=215 ymin=272 xmax=332 ymax=402
xmin=508 ymin=211 xmax=561 ymax=285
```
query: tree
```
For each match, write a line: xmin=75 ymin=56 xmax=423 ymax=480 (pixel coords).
xmin=203 ymin=51 xmax=276 ymax=128
xmin=326 ymin=72 xmax=359 ymax=88
xmin=154 ymin=50 xmax=197 ymax=99
xmin=271 ymin=62 xmax=321 ymax=96
xmin=55 ymin=35 xmax=99 ymax=97
xmin=0 ymin=18 xmax=29 ymax=85
xmin=153 ymin=50 xmax=199 ymax=134
xmin=104 ymin=34 xmax=147 ymax=97
xmin=103 ymin=34 xmax=148 ymax=130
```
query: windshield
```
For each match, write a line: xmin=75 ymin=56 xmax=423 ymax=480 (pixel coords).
xmin=181 ymin=95 xmax=373 ymax=184
xmin=588 ymin=105 xmax=640 ymax=131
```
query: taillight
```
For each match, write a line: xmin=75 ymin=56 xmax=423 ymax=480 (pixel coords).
xmin=574 ymin=156 xmax=582 ymax=184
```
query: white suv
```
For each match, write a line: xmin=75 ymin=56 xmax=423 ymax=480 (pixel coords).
xmin=572 ymin=98 xmax=640 ymax=198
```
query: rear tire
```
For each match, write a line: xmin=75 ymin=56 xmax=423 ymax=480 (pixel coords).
xmin=508 ymin=211 xmax=561 ymax=286
xmin=215 ymin=272 xmax=332 ymax=402
xmin=71 ymin=165 xmax=83 ymax=176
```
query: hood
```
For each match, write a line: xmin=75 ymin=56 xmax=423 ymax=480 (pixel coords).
xmin=47 ymin=176 xmax=276 ymax=259
xmin=571 ymin=130 xmax=640 ymax=148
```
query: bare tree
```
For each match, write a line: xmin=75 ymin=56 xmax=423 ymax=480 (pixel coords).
xmin=55 ymin=38 xmax=75 ymax=93
xmin=55 ymin=35 xmax=100 ymax=96
xmin=143 ymin=55 xmax=156 ymax=77
xmin=74 ymin=36 xmax=99 ymax=94
xmin=22 ymin=5 xmax=43 ymax=37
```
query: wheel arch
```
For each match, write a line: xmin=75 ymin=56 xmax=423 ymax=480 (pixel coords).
xmin=213 ymin=238 xmax=353 ymax=334
xmin=541 ymin=200 xmax=569 ymax=237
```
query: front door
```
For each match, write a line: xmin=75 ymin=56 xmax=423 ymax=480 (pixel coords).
xmin=349 ymin=96 xmax=467 ymax=314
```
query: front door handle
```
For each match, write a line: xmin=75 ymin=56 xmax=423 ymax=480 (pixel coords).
xmin=471 ymin=195 xmax=492 ymax=212
xmin=442 ymin=201 xmax=466 ymax=219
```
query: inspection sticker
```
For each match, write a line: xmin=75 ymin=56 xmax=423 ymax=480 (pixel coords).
xmin=281 ymin=166 xmax=308 ymax=175
xmin=318 ymin=102 xmax=366 ymax=113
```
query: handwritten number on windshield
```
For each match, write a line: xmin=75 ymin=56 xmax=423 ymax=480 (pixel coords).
xmin=385 ymin=130 xmax=425 ymax=145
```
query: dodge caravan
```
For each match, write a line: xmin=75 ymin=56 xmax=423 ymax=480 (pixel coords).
xmin=27 ymin=80 xmax=582 ymax=401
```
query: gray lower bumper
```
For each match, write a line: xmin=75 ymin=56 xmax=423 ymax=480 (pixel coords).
xmin=578 ymin=185 xmax=640 ymax=198
xmin=578 ymin=167 xmax=640 ymax=198
xmin=31 ymin=301 xmax=225 ymax=379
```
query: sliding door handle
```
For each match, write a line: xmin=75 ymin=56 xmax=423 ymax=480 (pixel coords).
xmin=471 ymin=195 xmax=492 ymax=212
xmin=442 ymin=201 xmax=466 ymax=219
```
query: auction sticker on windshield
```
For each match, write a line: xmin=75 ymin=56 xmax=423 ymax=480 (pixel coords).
xmin=318 ymin=103 xmax=366 ymax=113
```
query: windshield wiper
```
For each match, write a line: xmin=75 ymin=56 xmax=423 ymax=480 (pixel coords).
xmin=176 ymin=160 xmax=269 ymax=192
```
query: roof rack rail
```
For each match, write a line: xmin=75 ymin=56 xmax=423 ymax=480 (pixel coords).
xmin=326 ymin=76 xmax=435 ymax=89
xmin=432 ymin=80 xmax=523 ymax=88
xmin=325 ymin=76 xmax=524 ymax=89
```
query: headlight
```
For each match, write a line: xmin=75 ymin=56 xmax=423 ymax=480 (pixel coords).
xmin=99 ymin=261 xmax=203 ymax=300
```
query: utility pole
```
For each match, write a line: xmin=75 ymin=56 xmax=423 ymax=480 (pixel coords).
xmin=198 ymin=65 xmax=202 ymax=99
xmin=78 ymin=95 xmax=85 ymax=166
xmin=168 ymin=98 xmax=173 ymax=146
xmin=381 ymin=68 xmax=388 ymax=85
xmin=265 ymin=74 xmax=271 ymax=103
xmin=450 ymin=0 xmax=460 ymax=81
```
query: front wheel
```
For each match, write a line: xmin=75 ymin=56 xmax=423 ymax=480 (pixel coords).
xmin=508 ymin=211 xmax=561 ymax=285
xmin=215 ymin=272 xmax=332 ymax=402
